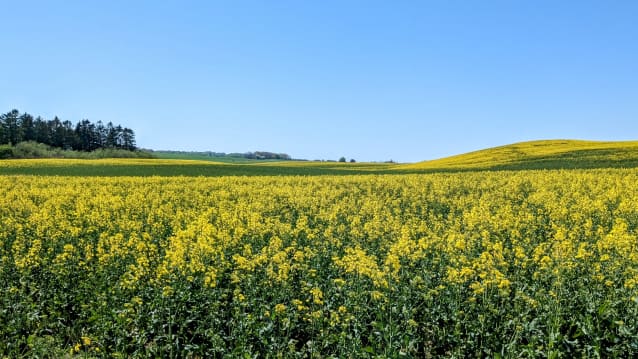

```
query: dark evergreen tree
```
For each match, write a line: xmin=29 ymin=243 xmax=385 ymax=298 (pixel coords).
xmin=75 ymin=120 xmax=94 ymax=151
xmin=19 ymin=113 xmax=35 ymax=142
xmin=33 ymin=116 xmax=50 ymax=144
xmin=0 ymin=109 xmax=22 ymax=145
xmin=0 ymin=112 xmax=6 ymax=144
xmin=95 ymin=121 xmax=106 ymax=149
xmin=105 ymin=122 xmax=118 ymax=148
xmin=114 ymin=125 xmax=124 ymax=148
xmin=61 ymin=120 xmax=76 ymax=150
xmin=50 ymin=116 xmax=65 ymax=148
xmin=122 ymin=128 xmax=136 ymax=151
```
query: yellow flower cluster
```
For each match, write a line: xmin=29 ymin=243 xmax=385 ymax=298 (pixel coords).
xmin=1 ymin=168 xmax=638 ymax=355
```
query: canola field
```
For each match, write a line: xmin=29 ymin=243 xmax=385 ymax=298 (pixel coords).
xmin=1 ymin=169 xmax=638 ymax=357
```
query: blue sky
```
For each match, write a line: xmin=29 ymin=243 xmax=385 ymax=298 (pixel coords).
xmin=1 ymin=1 xmax=637 ymax=162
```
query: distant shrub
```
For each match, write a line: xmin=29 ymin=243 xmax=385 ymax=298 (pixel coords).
xmin=12 ymin=141 xmax=61 ymax=158
xmin=0 ymin=144 xmax=13 ymax=159
xmin=7 ymin=141 xmax=155 ymax=159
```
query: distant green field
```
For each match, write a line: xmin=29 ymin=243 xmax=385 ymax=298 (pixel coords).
xmin=152 ymin=151 xmax=272 ymax=163
xmin=0 ymin=158 xmax=398 ymax=176
xmin=2 ymin=140 xmax=638 ymax=176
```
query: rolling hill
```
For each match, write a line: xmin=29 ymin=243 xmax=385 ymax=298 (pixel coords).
xmin=401 ymin=140 xmax=638 ymax=171
xmin=3 ymin=140 xmax=638 ymax=176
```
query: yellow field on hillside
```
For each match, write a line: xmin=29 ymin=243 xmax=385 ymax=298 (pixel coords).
xmin=401 ymin=139 xmax=638 ymax=170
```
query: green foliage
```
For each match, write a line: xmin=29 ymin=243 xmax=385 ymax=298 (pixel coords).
xmin=11 ymin=141 xmax=61 ymax=158
xmin=0 ymin=144 xmax=12 ymax=159
xmin=2 ymin=141 xmax=154 ymax=160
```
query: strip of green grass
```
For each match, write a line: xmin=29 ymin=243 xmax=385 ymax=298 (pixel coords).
xmin=2 ymin=158 xmax=638 ymax=176
xmin=153 ymin=151 xmax=273 ymax=163
xmin=0 ymin=159 xmax=397 ymax=176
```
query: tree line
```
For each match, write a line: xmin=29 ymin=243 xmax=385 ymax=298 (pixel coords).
xmin=0 ymin=109 xmax=137 ymax=151
xmin=236 ymin=151 xmax=291 ymax=160
xmin=156 ymin=150 xmax=292 ymax=160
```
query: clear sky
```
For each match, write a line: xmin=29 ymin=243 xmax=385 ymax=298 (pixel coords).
xmin=1 ymin=1 xmax=637 ymax=162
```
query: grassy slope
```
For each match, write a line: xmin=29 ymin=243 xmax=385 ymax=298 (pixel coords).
xmin=400 ymin=139 xmax=638 ymax=171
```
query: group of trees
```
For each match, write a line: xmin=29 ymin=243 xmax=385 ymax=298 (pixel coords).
xmin=0 ymin=109 xmax=137 ymax=151
xmin=237 ymin=151 xmax=291 ymax=160
xmin=158 ymin=150 xmax=293 ymax=160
